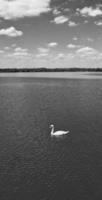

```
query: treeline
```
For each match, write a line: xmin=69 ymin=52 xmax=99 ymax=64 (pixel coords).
xmin=0 ymin=67 xmax=102 ymax=72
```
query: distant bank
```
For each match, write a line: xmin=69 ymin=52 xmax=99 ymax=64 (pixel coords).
xmin=0 ymin=68 xmax=102 ymax=72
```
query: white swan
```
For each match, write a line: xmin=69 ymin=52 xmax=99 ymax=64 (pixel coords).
xmin=50 ymin=124 xmax=69 ymax=136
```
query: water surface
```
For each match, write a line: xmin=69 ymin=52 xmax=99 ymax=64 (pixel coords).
xmin=0 ymin=73 xmax=102 ymax=200
xmin=1 ymin=71 xmax=102 ymax=79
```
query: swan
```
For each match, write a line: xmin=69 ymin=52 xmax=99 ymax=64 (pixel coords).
xmin=50 ymin=124 xmax=69 ymax=136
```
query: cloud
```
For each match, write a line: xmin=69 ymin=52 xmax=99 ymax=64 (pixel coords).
xmin=73 ymin=37 xmax=78 ymax=41
xmin=76 ymin=47 xmax=98 ymax=57
xmin=77 ymin=7 xmax=102 ymax=17
xmin=84 ymin=20 xmax=89 ymax=24
xmin=36 ymin=47 xmax=49 ymax=57
xmin=87 ymin=38 xmax=94 ymax=42
xmin=7 ymin=47 xmax=30 ymax=57
xmin=67 ymin=53 xmax=74 ymax=58
xmin=38 ymin=47 xmax=49 ymax=53
xmin=56 ymin=53 xmax=65 ymax=59
xmin=5 ymin=47 xmax=10 ymax=50
xmin=94 ymin=21 xmax=102 ymax=26
xmin=14 ymin=48 xmax=29 ymax=56
xmin=67 ymin=44 xmax=77 ymax=48
xmin=53 ymin=15 xmax=69 ymax=24
xmin=14 ymin=47 xmax=28 ymax=52
xmin=48 ymin=42 xmax=58 ymax=47
xmin=67 ymin=44 xmax=81 ymax=49
xmin=0 ymin=27 xmax=23 ymax=37
xmin=64 ymin=8 xmax=70 ymax=12
xmin=36 ymin=53 xmax=48 ymax=57
xmin=0 ymin=0 xmax=51 ymax=20
xmin=0 ymin=50 xmax=4 ymax=53
xmin=68 ymin=21 xmax=79 ymax=27
xmin=12 ymin=44 xmax=17 ymax=48
xmin=52 ymin=8 xmax=61 ymax=15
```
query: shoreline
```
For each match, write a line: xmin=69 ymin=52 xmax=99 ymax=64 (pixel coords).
xmin=0 ymin=71 xmax=102 ymax=79
xmin=0 ymin=68 xmax=102 ymax=73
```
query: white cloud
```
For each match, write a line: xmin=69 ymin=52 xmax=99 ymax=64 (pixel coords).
xmin=84 ymin=20 xmax=89 ymax=24
xmin=77 ymin=7 xmax=102 ymax=17
xmin=38 ymin=47 xmax=49 ymax=53
xmin=67 ymin=44 xmax=77 ymax=48
xmin=0 ymin=27 xmax=23 ymax=37
xmin=36 ymin=47 xmax=49 ymax=58
xmin=67 ymin=44 xmax=81 ymax=49
xmin=67 ymin=53 xmax=74 ymax=58
xmin=53 ymin=15 xmax=69 ymax=24
xmin=68 ymin=21 xmax=78 ymax=27
xmin=48 ymin=42 xmax=58 ymax=47
xmin=7 ymin=47 xmax=30 ymax=57
xmin=0 ymin=0 xmax=51 ymax=20
xmin=4 ymin=46 xmax=10 ymax=50
xmin=12 ymin=44 xmax=17 ymax=48
xmin=73 ymin=37 xmax=78 ymax=41
xmin=13 ymin=52 xmax=28 ymax=56
xmin=77 ymin=47 xmax=95 ymax=53
xmin=52 ymin=9 xmax=61 ymax=15
xmin=87 ymin=38 xmax=94 ymax=42
xmin=14 ymin=47 xmax=28 ymax=52
xmin=64 ymin=8 xmax=70 ymax=12
xmin=76 ymin=47 xmax=98 ymax=57
xmin=0 ymin=50 xmax=4 ymax=53
xmin=56 ymin=53 xmax=65 ymax=59
xmin=94 ymin=21 xmax=102 ymax=26
xmin=36 ymin=53 xmax=48 ymax=57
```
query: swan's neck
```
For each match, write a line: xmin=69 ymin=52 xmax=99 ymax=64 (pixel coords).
xmin=51 ymin=126 xmax=54 ymax=135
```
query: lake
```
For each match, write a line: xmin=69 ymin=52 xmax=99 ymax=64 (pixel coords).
xmin=0 ymin=72 xmax=102 ymax=200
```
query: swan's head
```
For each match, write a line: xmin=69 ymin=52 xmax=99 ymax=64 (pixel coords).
xmin=49 ymin=124 xmax=54 ymax=128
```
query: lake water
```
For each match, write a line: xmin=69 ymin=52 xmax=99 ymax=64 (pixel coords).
xmin=0 ymin=72 xmax=102 ymax=200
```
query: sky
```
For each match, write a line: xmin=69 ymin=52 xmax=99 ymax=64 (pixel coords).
xmin=0 ymin=0 xmax=102 ymax=68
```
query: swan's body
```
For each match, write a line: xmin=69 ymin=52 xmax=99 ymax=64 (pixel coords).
xmin=50 ymin=124 xmax=69 ymax=136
